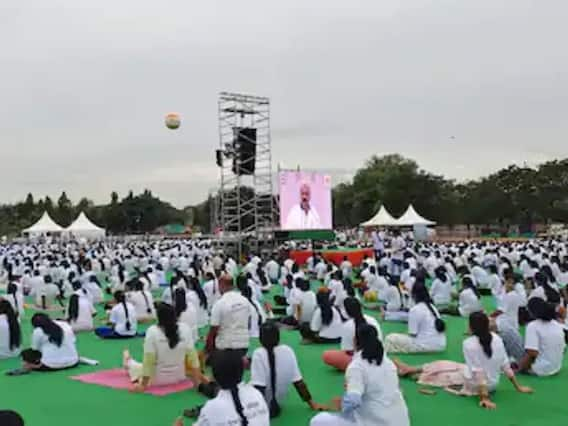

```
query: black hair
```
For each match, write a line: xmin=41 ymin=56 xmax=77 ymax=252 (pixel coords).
xmin=259 ymin=322 xmax=281 ymax=417
xmin=114 ymin=291 xmax=131 ymax=331
xmin=134 ymin=279 xmax=152 ymax=314
xmin=0 ymin=301 xmax=21 ymax=351
xmin=31 ymin=313 xmax=64 ymax=347
xmin=7 ymin=283 xmax=19 ymax=316
xmin=461 ymin=276 xmax=480 ymax=298
xmin=355 ymin=323 xmax=384 ymax=365
xmin=67 ymin=294 xmax=80 ymax=322
xmin=535 ymin=271 xmax=561 ymax=304
xmin=173 ymin=287 xmax=188 ymax=319
xmin=342 ymin=278 xmax=355 ymax=298
xmin=211 ymin=350 xmax=248 ymax=425
xmin=238 ymin=278 xmax=263 ymax=331
xmin=316 ymin=291 xmax=334 ymax=326
xmin=528 ymin=297 xmax=556 ymax=322
xmin=344 ymin=297 xmax=367 ymax=330
xmin=189 ymin=276 xmax=208 ymax=310
xmin=0 ymin=410 xmax=24 ymax=426
xmin=298 ymin=278 xmax=310 ymax=292
xmin=469 ymin=311 xmax=492 ymax=358
xmin=412 ymin=282 xmax=445 ymax=332
xmin=157 ymin=303 xmax=180 ymax=349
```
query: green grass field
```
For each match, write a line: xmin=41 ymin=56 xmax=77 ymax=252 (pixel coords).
xmin=1 ymin=285 xmax=568 ymax=426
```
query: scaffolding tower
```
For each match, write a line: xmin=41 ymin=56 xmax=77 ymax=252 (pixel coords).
xmin=217 ymin=92 xmax=275 ymax=257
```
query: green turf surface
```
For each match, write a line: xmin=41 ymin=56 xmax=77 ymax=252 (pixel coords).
xmin=1 ymin=286 xmax=568 ymax=426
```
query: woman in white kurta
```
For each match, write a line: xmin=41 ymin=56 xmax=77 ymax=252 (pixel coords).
xmin=393 ymin=312 xmax=533 ymax=410
xmin=194 ymin=349 xmax=270 ymax=426
xmin=66 ymin=294 xmax=96 ymax=332
xmin=458 ymin=277 xmax=483 ymax=318
xmin=173 ymin=287 xmax=199 ymax=342
xmin=384 ymin=282 xmax=447 ymax=354
xmin=124 ymin=303 xmax=206 ymax=391
xmin=310 ymin=324 xmax=409 ymax=426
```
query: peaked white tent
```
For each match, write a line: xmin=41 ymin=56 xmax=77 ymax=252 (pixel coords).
xmin=22 ymin=212 xmax=64 ymax=236
xmin=361 ymin=205 xmax=398 ymax=227
xmin=65 ymin=212 xmax=106 ymax=239
xmin=394 ymin=204 xmax=436 ymax=226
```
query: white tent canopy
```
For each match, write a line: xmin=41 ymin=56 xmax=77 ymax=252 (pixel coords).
xmin=22 ymin=212 xmax=64 ymax=236
xmin=394 ymin=204 xmax=436 ymax=226
xmin=65 ymin=212 xmax=106 ymax=238
xmin=361 ymin=205 xmax=398 ymax=227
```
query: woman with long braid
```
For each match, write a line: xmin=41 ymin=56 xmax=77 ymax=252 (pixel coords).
xmin=94 ymin=291 xmax=138 ymax=339
xmin=194 ymin=349 xmax=269 ymax=425
xmin=250 ymin=322 xmax=326 ymax=418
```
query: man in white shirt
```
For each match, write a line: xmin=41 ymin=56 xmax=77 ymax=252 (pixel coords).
xmin=284 ymin=183 xmax=322 ymax=229
xmin=207 ymin=274 xmax=251 ymax=357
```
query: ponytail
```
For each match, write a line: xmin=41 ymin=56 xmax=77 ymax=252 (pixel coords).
xmin=115 ymin=291 xmax=131 ymax=331
xmin=68 ymin=294 xmax=80 ymax=322
xmin=229 ymin=387 xmax=249 ymax=426
xmin=41 ymin=294 xmax=47 ymax=310
xmin=7 ymin=284 xmax=19 ymax=316
xmin=425 ymin=302 xmax=446 ymax=333
xmin=259 ymin=322 xmax=281 ymax=417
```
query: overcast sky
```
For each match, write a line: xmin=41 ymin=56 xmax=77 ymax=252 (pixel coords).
xmin=2 ymin=0 xmax=567 ymax=208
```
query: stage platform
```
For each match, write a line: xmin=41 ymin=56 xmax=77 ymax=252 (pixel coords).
xmin=290 ymin=247 xmax=373 ymax=266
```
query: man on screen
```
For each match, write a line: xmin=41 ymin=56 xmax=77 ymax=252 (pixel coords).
xmin=284 ymin=183 xmax=322 ymax=229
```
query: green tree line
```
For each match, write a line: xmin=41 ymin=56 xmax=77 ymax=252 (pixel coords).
xmin=2 ymin=154 xmax=568 ymax=236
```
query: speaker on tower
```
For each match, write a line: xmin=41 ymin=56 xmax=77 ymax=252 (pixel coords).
xmin=232 ymin=127 xmax=257 ymax=175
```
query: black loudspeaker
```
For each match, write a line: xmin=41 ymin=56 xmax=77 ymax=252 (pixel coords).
xmin=215 ymin=149 xmax=223 ymax=167
xmin=232 ymin=127 xmax=257 ymax=175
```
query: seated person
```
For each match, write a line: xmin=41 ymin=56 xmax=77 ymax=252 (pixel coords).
xmin=20 ymin=313 xmax=79 ymax=372
xmin=384 ymin=282 xmax=446 ymax=354
xmin=95 ymin=291 xmax=138 ymax=339
xmin=250 ymin=322 xmax=325 ymax=417
xmin=299 ymin=291 xmax=344 ymax=344
xmin=123 ymin=303 xmax=208 ymax=391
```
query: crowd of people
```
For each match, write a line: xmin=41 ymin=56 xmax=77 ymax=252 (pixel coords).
xmin=0 ymin=233 xmax=567 ymax=425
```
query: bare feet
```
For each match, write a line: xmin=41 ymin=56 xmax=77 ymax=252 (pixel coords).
xmin=122 ymin=349 xmax=131 ymax=369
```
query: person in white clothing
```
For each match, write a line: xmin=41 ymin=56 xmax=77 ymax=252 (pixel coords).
xmin=202 ymin=272 xmax=220 ymax=312
xmin=394 ymin=311 xmax=532 ymax=410
xmin=122 ymin=303 xmax=207 ymax=391
xmin=300 ymin=291 xmax=344 ymax=344
xmin=127 ymin=280 xmax=156 ymax=322
xmin=250 ymin=322 xmax=326 ymax=418
xmin=494 ymin=271 xmax=524 ymax=333
xmin=385 ymin=281 xmax=447 ymax=353
xmin=193 ymin=350 xmax=270 ymax=426
xmin=206 ymin=274 xmax=251 ymax=356
xmin=238 ymin=279 xmax=267 ymax=339
xmin=66 ymin=294 xmax=96 ymax=332
xmin=431 ymin=267 xmax=453 ymax=307
xmin=310 ymin=324 xmax=410 ymax=426
xmin=21 ymin=313 xmax=79 ymax=371
xmin=0 ymin=301 xmax=21 ymax=359
xmin=95 ymin=291 xmax=138 ymax=339
xmin=284 ymin=183 xmax=322 ymax=230
xmin=517 ymin=298 xmax=566 ymax=376
xmin=382 ymin=277 xmax=409 ymax=322
xmin=458 ymin=277 xmax=483 ymax=318
xmin=173 ymin=288 xmax=199 ymax=342
xmin=323 ymin=297 xmax=383 ymax=371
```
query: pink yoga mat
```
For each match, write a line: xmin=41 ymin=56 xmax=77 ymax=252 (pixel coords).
xmin=70 ymin=369 xmax=194 ymax=396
